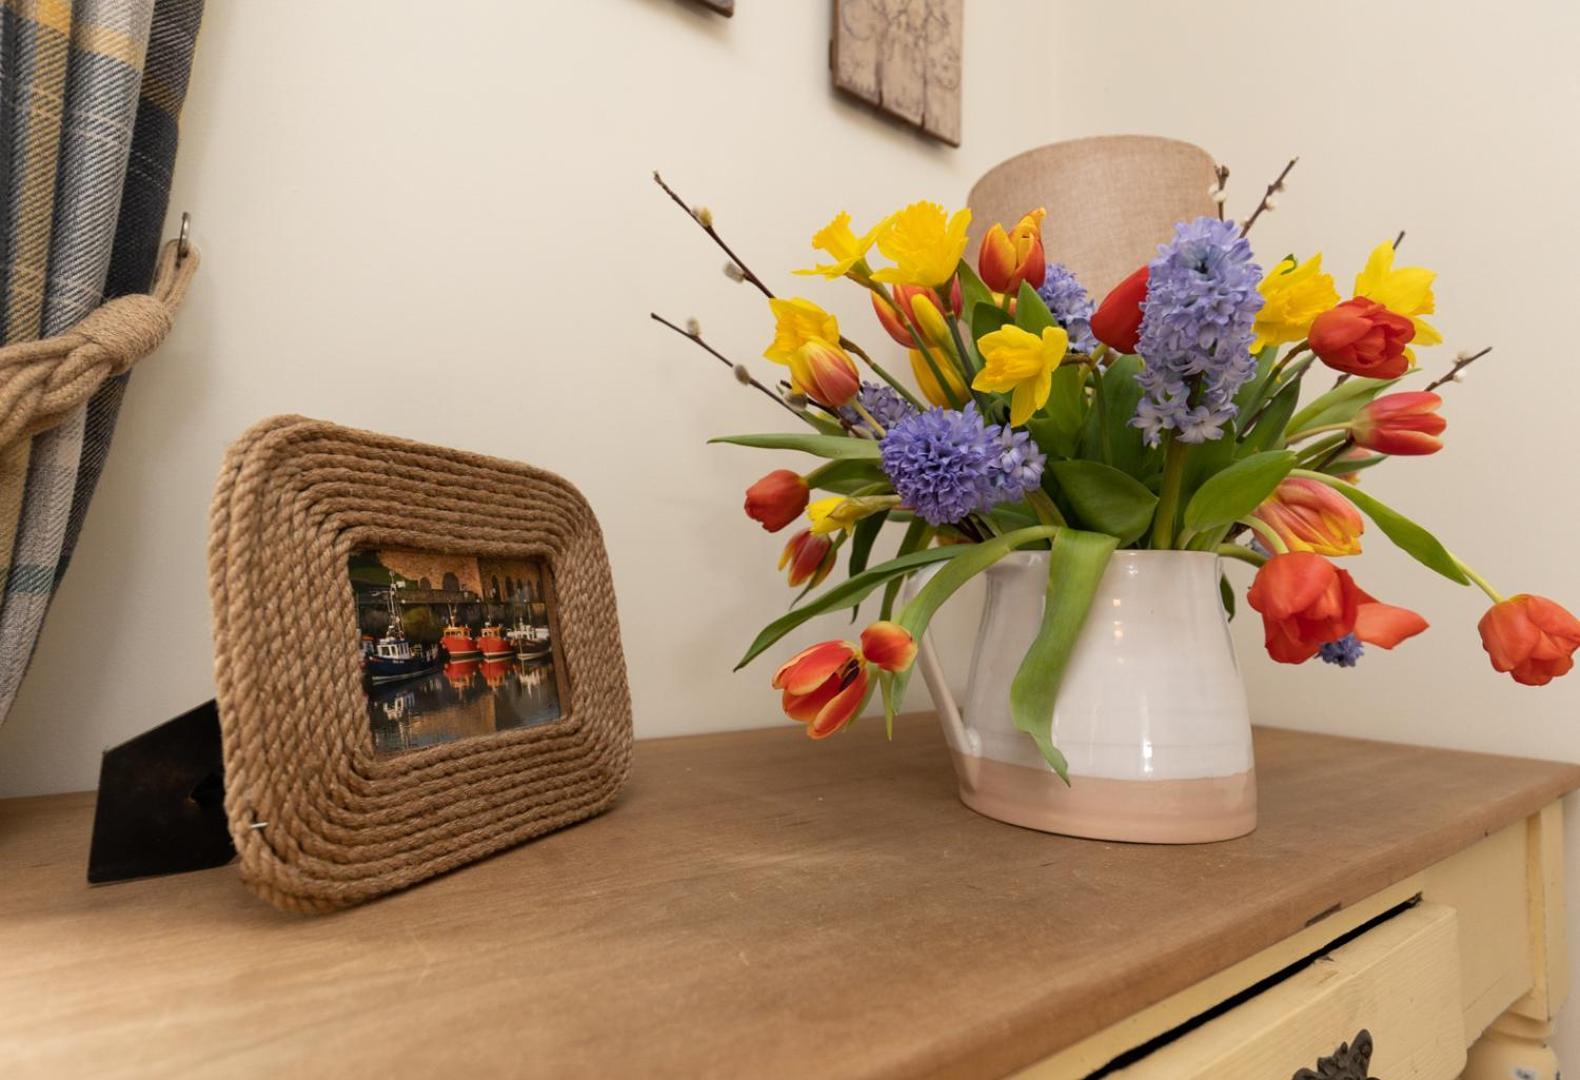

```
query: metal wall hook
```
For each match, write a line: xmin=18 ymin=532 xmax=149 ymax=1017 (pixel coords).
xmin=177 ymin=211 xmax=192 ymax=262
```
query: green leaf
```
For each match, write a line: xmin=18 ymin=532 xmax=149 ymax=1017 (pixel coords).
xmin=879 ymin=518 xmax=931 ymax=621
xmin=1009 ymin=529 xmax=1119 ymax=780
xmin=1026 ymin=365 xmax=1088 ymax=459
xmin=1238 ymin=376 xmax=1302 ymax=454
xmin=889 ymin=526 xmax=1062 ymax=710
xmin=804 ymin=458 xmax=889 ymax=494
xmin=1292 ymin=470 xmax=1470 ymax=585
xmin=1046 ymin=460 xmax=1158 ymax=544
xmin=1014 ymin=281 xmax=1057 ymax=335
xmin=970 ymin=302 xmax=1013 ymax=352
xmin=1233 ymin=345 xmax=1283 ymax=422
xmin=1082 ymin=354 xmax=1151 ymax=476
xmin=955 ymin=260 xmax=994 ymax=327
xmin=847 ymin=510 xmax=888 ymax=578
xmin=1181 ymin=450 xmax=1298 ymax=534
xmin=710 ymin=433 xmax=881 ymax=460
xmin=1286 ymin=376 xmax=1399 ymax=436
xmin=734 ymin=545 xmax=963 ymax=671
xmin=1219 ymin=573 xmax=1236 ymax=621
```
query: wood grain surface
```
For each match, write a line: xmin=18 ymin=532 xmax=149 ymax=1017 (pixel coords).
xmin=3 ymin=718 xmax=1578 ymax=1079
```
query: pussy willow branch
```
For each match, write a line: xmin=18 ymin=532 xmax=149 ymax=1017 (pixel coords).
xmin=1213 ymin=163 xmax=1231 ymax=222
xmin=653 ymin=171 xmax=776 ymax=300
xmin=649 ymin=312 xmax=804 ymax=418
xmin=1239 ymin=156 xmax=1299 ymax=237
xmin=1424 ymin=346 xmax=1492 ymax=392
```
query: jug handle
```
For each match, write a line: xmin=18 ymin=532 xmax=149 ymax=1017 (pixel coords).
xmin=899 ymin=563 xmax=980 ymax=790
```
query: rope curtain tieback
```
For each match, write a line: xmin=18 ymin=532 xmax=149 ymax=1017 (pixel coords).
xmin=0 ymin=237 xmax=199 ymax=451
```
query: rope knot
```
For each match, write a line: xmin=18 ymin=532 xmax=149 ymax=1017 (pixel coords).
xmin=71 ymin=294 xmax=174 ymax=374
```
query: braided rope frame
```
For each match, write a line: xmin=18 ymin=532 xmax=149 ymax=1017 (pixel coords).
xmin=209 ymin=416 xmax=632 ymax=913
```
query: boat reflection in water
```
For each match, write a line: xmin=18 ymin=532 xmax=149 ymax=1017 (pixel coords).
xmin=369 ymin=654 xmax=562 ymax=755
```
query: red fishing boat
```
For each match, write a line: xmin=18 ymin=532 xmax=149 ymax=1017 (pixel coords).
xmin=477 ymin=623 xmax=512 ymax=660
xmin=441 ymin=623 xmax=480 ymax=660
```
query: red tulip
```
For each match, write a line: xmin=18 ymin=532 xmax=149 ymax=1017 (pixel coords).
xmin=978 ymin=209 xmax=1047 ymax=295
xmin=1247 ymin=552 xmax=1363 ymax=664
xmin=1090 ymin=266 xmax=1149 ymax=353
xmin=1479 ymin=594 xmax=1580 ymax=686
xmin=859 ymin=621 xmax=917 ymax=673
xmin=779 ymin=529 xmax=835 ymax=589
xmin=744 ymin=469 xmax=809 ymax=533
xmin=1308 ymin=298 xmax=1415 ymax=378
xmin=772 ymin=640 xmax=870 ymax=738
xmin=1351 ymin=392 xmax=1446 ymax=456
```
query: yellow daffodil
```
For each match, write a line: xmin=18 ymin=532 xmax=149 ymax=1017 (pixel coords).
xmin=795 ymin=211 xmax=889 ymax=280
xmin=1252 ymin=254 xmax=1338 ymax=352
xmin=972 ymin=324 xmax=1069 ymax=426
xmin=806 ymin=495 xmax=891 ymax=535
xmin=764 ymin=298 xmax=841 ymax=365
xmin=909 ymin=347 xmax=968 ymax=407
xmin=872 ymin=201 xmax=972 ymax=288
xmin=1355 ymin=241 xmax=1441 ymax=351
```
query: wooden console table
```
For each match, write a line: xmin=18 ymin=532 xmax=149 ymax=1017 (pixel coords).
xmin=2 ymin=718 xmax=1577 ymax=1078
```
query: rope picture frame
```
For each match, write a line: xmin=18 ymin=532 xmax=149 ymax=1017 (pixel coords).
xmin=208 ymin=416 xmax=633 ymax=912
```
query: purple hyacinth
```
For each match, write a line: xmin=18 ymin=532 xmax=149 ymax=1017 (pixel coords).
xmin=1131 ymin=217 xmax=1264 ymax=447
xmin=879 ymin=404 xmax=1045 ymax=525
xmin=1319 ymin=634 xmax=1365 ymax=667
xmin=1036 ymin=262 xmax=1097 ymax=353
xmin=838 ymin=382 xmax=916 ymax=436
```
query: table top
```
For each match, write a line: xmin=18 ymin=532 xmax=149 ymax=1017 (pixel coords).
xmin=4 ymin=718 xmax=1579 ymax=1079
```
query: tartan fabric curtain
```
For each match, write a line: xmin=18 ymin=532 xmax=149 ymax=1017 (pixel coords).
xmin=0 ymin=0 xmax=203 ymax=732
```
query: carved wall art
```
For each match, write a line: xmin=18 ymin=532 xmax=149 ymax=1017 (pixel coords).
xmin=831 ymin=0 xmax=962 ymax=146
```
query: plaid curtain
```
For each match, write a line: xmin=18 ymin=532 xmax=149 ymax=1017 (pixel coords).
xmin=0 ymin=0 xmax=203 ymax=731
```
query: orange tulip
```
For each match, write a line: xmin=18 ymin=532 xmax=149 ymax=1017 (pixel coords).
xmin=1090 ymin=266 xmax=1149 ymax=353
xmin=1478 ymin=594 xmax=1580 ymax=686
xmin=744 ymin=469 xmax=809 ymax=533
xmin=1247 ymin=552 xmax=1362 ymax=664
xmin=871 ymin=280 xmax=962 ymax=349
xmin=1251 ymin=477 xmax=1365 ymax=556
xmin=1353 ymin=592 xmax=1429 ymax=650
xmin=1308 ymin=298 xmax=1415 ymax=379
xmin=772 ymin=640 xmax=869 ymax=738
xmin=1351 ymin=392 xmax=1446 ymax=456
xmin=789 ymin=338 xmax=861 ymax=408
xmin=978 ymin=208 xmax=1047 ymax=295
xmin=859 ymin=621 xmax=917 ymax=673
xmin=779 ymin=529 xmax=835 ymax=589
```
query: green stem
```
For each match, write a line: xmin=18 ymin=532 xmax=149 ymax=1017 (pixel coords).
xmin=1452 ymin=555 xmax=1505 ymax=604
xmin=1238 ymin=515 xmax=1289 ymax=554
xmin=1216 ymin=543 xmax=1268 ymax=568
xmin=851 ymin=400 xmax=886 ymax=437
xmin=840 ymin=336 xmax=925 ymax=411
xmin=1150 ymin=436 xmax=1188 ymax=549
xmin=937 ymin=285 xmax=978 ymax=379
xmin=1287 ymin=422 xmax=1351 ymax=442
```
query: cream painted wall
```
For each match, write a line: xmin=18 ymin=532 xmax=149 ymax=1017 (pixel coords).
xmin=1040 ymin=0 xmax=1580 ymax=1054
xmin=6 ymin=0 xmax=1579 ymax=1054
xmin=0 ymin=0 xmax=1049 ymax=796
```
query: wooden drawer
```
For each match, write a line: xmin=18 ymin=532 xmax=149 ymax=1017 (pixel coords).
xmin=1117 ymin=903 xmax=1465 ymax=1079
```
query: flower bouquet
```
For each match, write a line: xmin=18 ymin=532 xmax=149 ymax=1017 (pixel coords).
xmin=651 ymin=162 xmax=1579 ymax=836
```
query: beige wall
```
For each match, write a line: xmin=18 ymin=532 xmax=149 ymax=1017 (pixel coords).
xmin=5 ymin=0 xmax=1578 ymax=1055
xmin=0 ymin=0 xmax=1048 ymax=795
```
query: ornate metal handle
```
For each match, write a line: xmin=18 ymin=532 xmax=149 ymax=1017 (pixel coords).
xmin=1292 ymin=1029 xmax=1376 ymax=1080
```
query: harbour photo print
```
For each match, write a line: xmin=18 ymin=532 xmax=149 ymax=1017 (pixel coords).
xmin=349 ymin=549 xmax=565 ymax=754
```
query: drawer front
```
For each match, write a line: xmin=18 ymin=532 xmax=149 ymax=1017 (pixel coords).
xmin=1118 ymin=904 xmax=1465 ymax=1079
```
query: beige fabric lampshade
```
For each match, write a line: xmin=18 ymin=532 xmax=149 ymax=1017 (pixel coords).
xmin=966 ymin=135 xmax=1220 ymax=300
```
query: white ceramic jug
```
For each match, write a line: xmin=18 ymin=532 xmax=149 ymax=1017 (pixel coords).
xmin=906 ymin=549 xmax=1256 ymax=843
